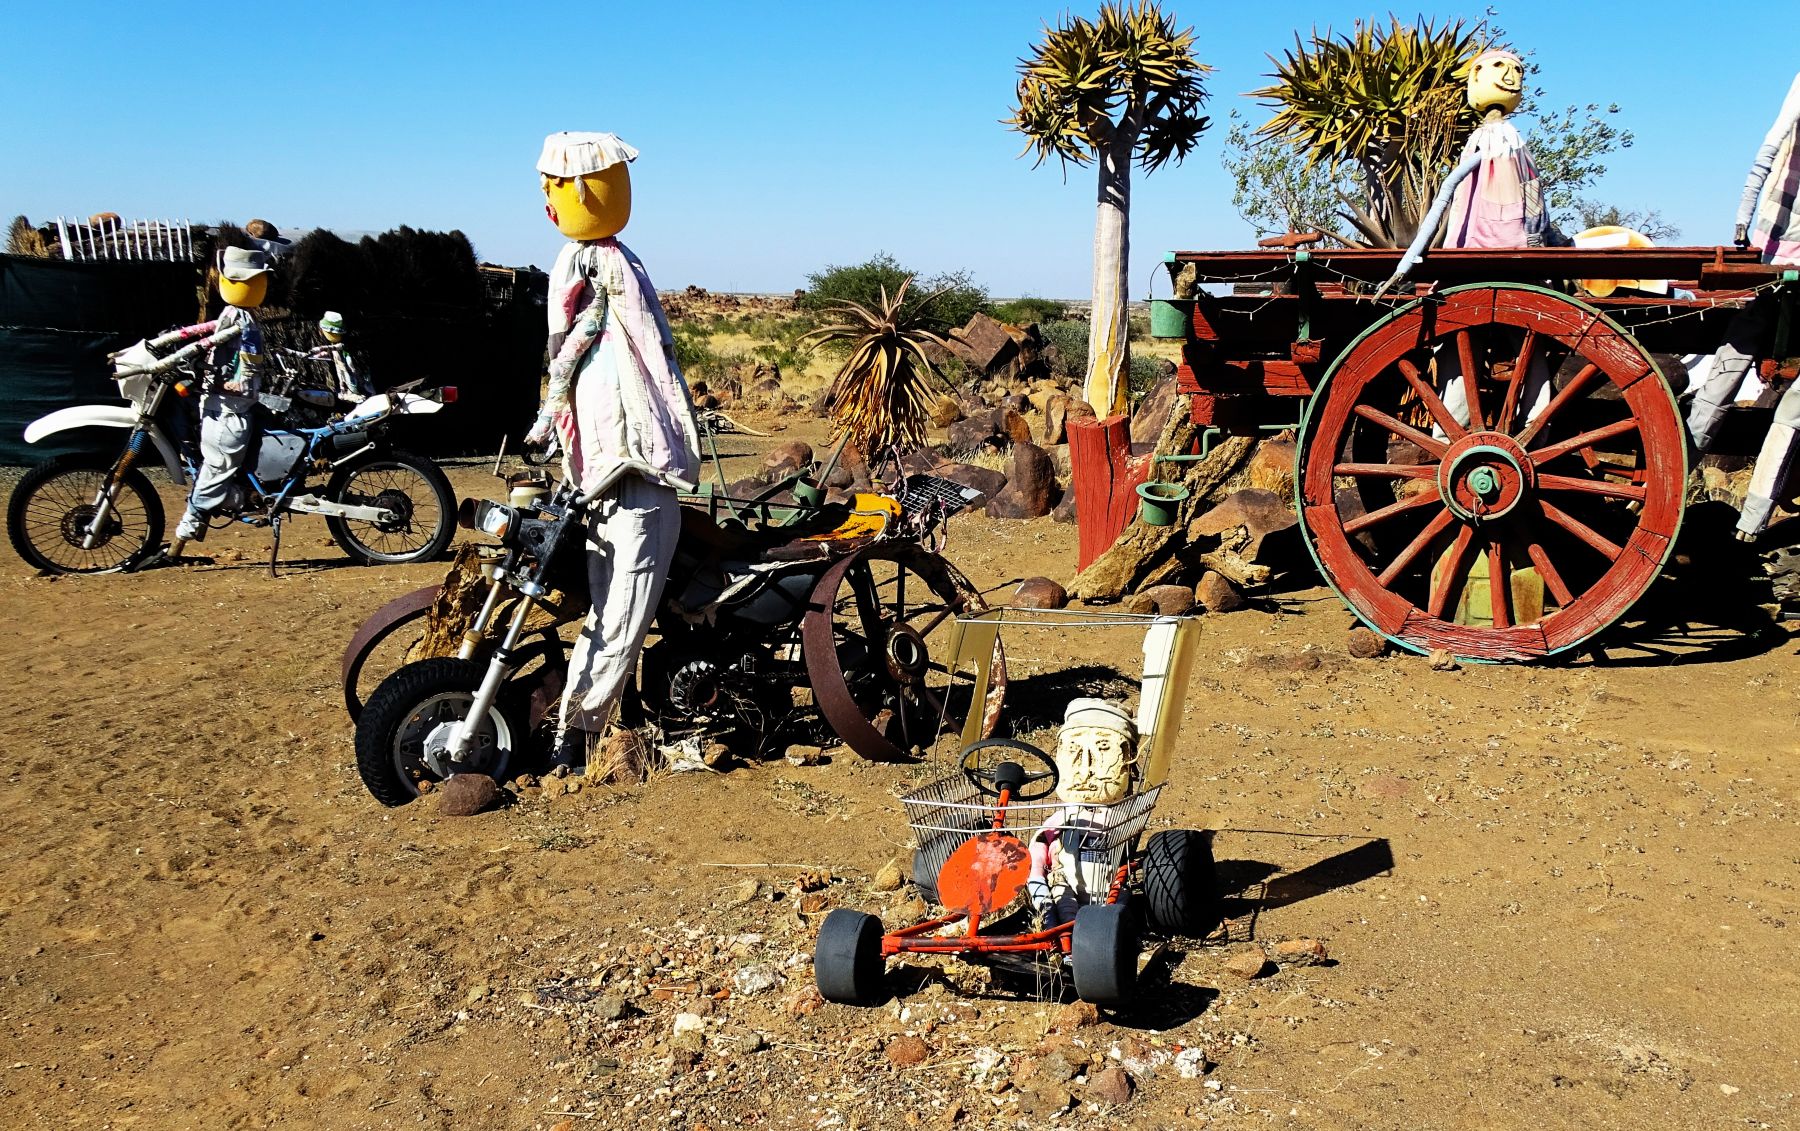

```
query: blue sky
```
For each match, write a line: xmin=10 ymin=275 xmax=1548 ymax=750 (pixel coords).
xmin=2 ymin=1 xmax=1791 ymax=297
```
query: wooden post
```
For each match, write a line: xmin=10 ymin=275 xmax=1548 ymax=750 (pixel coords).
xmin=1069 ymin=414 xmax=1150 ymax=570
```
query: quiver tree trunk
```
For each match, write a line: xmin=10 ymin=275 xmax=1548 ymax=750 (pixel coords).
xmin=1085 ymin=124 xmax=1135 ymax=417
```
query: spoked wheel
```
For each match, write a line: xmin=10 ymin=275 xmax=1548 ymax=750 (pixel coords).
xmin=1298 ymin=284 xmax=1686 ymax=661
xmin=354 ymin=657 xmax=523 ymax=806
xmin=802 ymin=543 xmax=1007 ymax=761
xmin=7 ymin=455 xmax=165 ymax=574
xmin=326 ymin=450 xmax=456 ymax=565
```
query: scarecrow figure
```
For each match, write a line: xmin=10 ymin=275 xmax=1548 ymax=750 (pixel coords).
xmin=526 ymin=131 xmax=702 ymax=761
xmin=313 ymin=310 xmax=372 ymax=404
xmin=1687 ymin=73 xmax=1800 ymax=540
xmin=1381 ymin=48 xmax=1557 ymax=432
xmin=1024 ymin=698 xmax=1138 ymax=925
xmin=162 ymin=245 xmax=273 ymax=561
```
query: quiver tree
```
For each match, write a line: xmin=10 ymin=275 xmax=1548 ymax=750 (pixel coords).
xmin=1253 ymin=17 xmax=1480 ymax=248
xmin=1007 ymin=1 xmax=1211 ymax=416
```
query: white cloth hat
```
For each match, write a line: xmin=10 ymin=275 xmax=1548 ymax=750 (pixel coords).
xmin=1062 ymin=697 xmax=1136 ymax=739
xmin=319 ymin=310 xmax=346 ymax=333
xmin=218 ymin=246 xmax=271 ymax=281
xmin=537 ymin=131 xmax=639 ymax=178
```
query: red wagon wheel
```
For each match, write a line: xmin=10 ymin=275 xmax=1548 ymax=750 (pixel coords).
xmin=1297 ymin=283 xmax=1686 ymax=661
xmin=803 ymin=543 xmax=1007 ymax=761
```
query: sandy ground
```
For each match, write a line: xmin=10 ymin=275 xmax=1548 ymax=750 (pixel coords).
xmin=1 ymin=418 xmax=1797 ymax=1131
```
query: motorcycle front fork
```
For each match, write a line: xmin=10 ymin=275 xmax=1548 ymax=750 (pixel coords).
xmin=79 ymin=433 xmax=149 ymax=551
xmin=442 ymin=583 xmax=534 ymax=764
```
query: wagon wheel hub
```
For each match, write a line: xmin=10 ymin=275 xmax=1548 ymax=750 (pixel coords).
xmin=1438 ymin=434 xmax=1533 ymax=521
xmin=884 ymin=622 xmax=931 ymax=684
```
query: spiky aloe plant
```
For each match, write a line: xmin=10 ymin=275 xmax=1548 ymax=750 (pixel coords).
xmin=801 ymin=277 xmax=950 ymax=457
xmin=1253 ymin=17 xmax=1483 ymax=247
xmin=1007 ymin=1 xmax=1212 ymax=416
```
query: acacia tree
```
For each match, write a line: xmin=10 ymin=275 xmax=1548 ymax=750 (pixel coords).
xmin=1007 ymin=1 xmax=1211 ymax=416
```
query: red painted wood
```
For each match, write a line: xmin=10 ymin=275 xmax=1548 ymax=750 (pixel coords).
xmin=1169 ymin=245 xmax=1767 ymax=285
xmin=1068 ymin=415 xmax=1151 ymax=570
xmin=1295 ymin=284 xmax=1686 ymax=661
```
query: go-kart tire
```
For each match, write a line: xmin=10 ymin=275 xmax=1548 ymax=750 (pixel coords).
xmin=1071 ymin=903 xmax=1139 ymax=1007
xmin=1142 ymin=829 xmax=1221 ymax=937
xmin=814 ymin=908 xmax=885 ymax=1005
xmin=354 ymin=657 xmax=523 ymax=807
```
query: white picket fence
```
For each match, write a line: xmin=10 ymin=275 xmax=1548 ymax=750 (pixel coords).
xmin=54 ymin=216 xmax=194 ymax=262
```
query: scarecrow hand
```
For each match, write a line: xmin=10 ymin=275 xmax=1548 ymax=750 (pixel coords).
xmin=524 ymin=414 xmax=554 ymax=448
xmin=1735 ymin=223 xmax=1750 ymax=249
xmin=1372 ymin=272 xmax=1409 ymax=301
xmin=224 ymin=378 xmax=250 ymax=395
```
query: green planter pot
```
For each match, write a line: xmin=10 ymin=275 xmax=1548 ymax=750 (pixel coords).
xmin=1148 ymin=298 xmax=1193 ymax=339
xmin=1136 ymin=480 xmax=1190 ymax=526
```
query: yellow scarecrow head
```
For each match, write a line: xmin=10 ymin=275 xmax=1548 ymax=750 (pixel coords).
xmin=538 ymin=131 xmax=637 ymax=241
xmin=217 ymin=246 xmax=271 ymax=310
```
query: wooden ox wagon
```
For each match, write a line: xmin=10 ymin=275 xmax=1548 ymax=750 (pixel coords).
xmin=1074 ymin=244 xmax=1797 ymax=662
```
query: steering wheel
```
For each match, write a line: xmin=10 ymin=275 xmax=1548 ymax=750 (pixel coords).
xmin=959 ymin=738 xmax=1059 ymax=802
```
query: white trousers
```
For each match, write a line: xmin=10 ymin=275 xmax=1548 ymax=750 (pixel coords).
xmin=561 ymin=476 xmax=681 ymax=734
xmin=175 ymin=394 xmax=254 ymax=541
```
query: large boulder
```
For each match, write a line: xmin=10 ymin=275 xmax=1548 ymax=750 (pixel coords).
xmin=928 ymin=394 xmax=964 ymax=428
xmin=1011 ymin=577 xmax=1069 ymax=609
xmin=1041 ymin=393 xmax=1071 ymax=446
xmin=985 ymin=441 xmax=1058 ymax=520
xmin=948 ymin=312 xmax=1018 ymax=373
xmin=762 ymin=440 xmax=814 ymax=479
xmin=1129 ymin=366 xmax=1180 ymax=443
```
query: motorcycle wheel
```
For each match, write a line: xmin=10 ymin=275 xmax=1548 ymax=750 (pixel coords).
xmin=354 ymin=657 xmax=524 ymax=806
xmin=325 ymin=450 xmax=456 ymax=565
xmin=7 ymin=455 xmax=165 ymax=575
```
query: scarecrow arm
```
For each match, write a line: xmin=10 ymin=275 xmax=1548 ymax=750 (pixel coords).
xmin=1376 ymin=147 xmax=1484 ymax=299
xmin=527 ymin=287 xmax=610 ymax=445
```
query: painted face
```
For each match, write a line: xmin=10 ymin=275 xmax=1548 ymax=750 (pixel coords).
xmin=1054 ymin=723 xmax=1133 ymax=805
xmin=321 ymin=328 xmax=343 ymax=342
xmin=1467 ymin=53 xmax=1524 ymax=114
xmin=218 ymin=273 xmax=268 ymax=310
xmin=541 ymin=163 xmax=632 ymax=241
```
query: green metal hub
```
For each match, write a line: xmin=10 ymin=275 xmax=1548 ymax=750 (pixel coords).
xmin=1437 ymin=435 xmax=1533 ymax=522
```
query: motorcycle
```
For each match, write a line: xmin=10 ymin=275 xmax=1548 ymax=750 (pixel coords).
xmin=349 ymin=457 xmax=1006 ymax=805
xmin=7 ymin=324 xmax=459 ymax=574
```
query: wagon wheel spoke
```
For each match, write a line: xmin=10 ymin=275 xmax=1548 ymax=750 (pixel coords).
xmin=1343 ymin=488 xmax=1441 ymax=535
xmin=1488 ymin=537 xmax=1511 ymax=629
xmin=1537 ymin=473 xmax=1647 ymax=502
xmin=1516 ymin=363 xmax=1601 ymax=448
xmin=1518 ymin=515 xmax=1579 ymax=608
xmin=1455 ymin=330 xmax=1485 ymax=430
xmin=1496 ymin=330 xmax=1537 ymax=434
xmin=1351 ymin=404 xmax=1449 ymax=458
xmin=1529 ymin=417 xmax=1641 ymax=465
xmin=1397 ymin=357 xmax=1466 ymax=440
xmin=1334 ymin=462 xmax=1439 ymax=480
xmin=1539 ymin=499 xmax=1624 ymax=561
xmin=1427 ymin=524 xmax=1477 ymax=620
xmin=1376 ymin=506 xmax=1454 ymax=586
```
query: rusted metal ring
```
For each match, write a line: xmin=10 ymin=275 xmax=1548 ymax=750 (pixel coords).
xmin=341 ymin=585 xmax=439 ymax=720
xmin=801 ymin=543 xmax=1007 ymax=762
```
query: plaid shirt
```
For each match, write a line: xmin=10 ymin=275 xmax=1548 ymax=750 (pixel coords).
xmin=1740 ymin=73 xmax=1800 ymax=266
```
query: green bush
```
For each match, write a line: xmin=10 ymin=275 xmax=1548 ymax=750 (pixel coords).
xmin=1041 ymin=319 xmax=1089 ymax=382
xmin=799 ymin=252 xmax=989 ymax=333
xmin=1127 ymin=353 xmax=1167 ymax=402
xmin=991 ymin=296 xmax=1068 ymax=325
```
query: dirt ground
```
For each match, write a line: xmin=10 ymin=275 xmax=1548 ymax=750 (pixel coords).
xmin=1 ymin=416 xmax=1797 ymax=1131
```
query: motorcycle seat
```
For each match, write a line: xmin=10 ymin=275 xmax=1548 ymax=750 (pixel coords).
xmin=678 ymin=500 xmax=884 ymax=564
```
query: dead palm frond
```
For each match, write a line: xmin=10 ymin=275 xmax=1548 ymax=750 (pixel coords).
xmin=800 ymin=276 xmax=949 ymax=456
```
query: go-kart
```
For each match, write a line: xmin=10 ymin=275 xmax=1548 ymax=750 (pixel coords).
xmin=813 ymin=608 xmax=1216 ymax=1008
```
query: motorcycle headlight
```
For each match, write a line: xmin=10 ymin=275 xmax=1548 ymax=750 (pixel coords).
xmin=457 ymin=498 xmax=516 ymax=541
